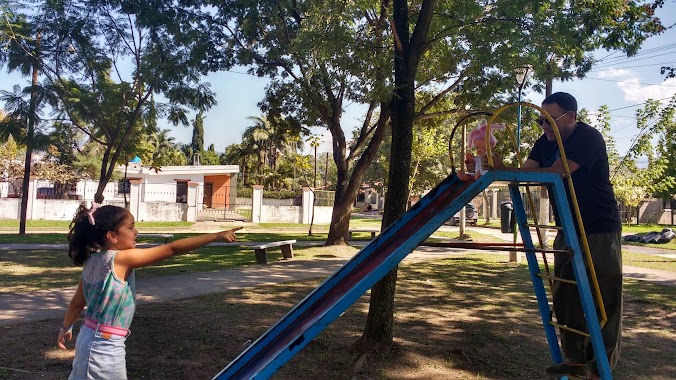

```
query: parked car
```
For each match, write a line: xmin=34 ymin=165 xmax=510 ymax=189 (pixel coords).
xmin=36 ymin=187 xmax=55 ymax=199
xmin=447 ymin=204 xmax=478 ymax=226
xmin=35 ymin=187 xmax=82 ymax=200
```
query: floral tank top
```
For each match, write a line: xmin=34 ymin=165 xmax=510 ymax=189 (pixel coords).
xmin=82 ymin=250 xmax=136 ymax=329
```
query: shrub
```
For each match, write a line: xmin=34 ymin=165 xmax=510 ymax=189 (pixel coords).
xmin=235 ymin=188 xmax=296 ymax=199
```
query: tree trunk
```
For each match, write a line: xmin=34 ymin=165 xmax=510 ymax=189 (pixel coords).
xmin=356 ymin=0 xmax=435 ymax=352
xmin=19 ymin=32 xmax=41 ymax=235
xmin=325 ymin=104 xmax=391 ymax=245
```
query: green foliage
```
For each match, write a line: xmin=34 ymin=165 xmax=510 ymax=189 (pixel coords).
xmin=620 ymin=97 xmax=676 ymax=199
xmin=0 ymin=135 xmax=24 ymax=183
xmin=229 ymin=115 xmax=307 ymax=189
xmin=148 ymin=129 xmax=187 ymax=168
xmin=200 ymin=149 xmax=221 ymax=165
xmin=191 ymin=111 xmax=205 ymax=162
xmin=236 ymin=187 xmax=252 ymax=198
xmin=232 ymin=187 xmax=295 ymax=199
xmin=263 ymin=190 xmax=296 ymax=199
xmin=2 ymin=1 xmax=217 ymax=201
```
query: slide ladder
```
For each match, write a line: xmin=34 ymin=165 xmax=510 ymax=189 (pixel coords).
xmin=507 ymin=177 xmax=612 ymax=380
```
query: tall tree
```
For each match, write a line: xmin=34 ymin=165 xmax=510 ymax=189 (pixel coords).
xmin=2 ymin=1 xmax=216 ymax=206
xmin=131 ymin=0 xmax=667 ymax=355
xmin=191 ymin=110 xmax=205 ymax=164
xmin=358 ymin=0 xmax=666 ymax=354
xmin=357 ymin=0 xmax=436 ymax=353
xmin=621 ymin=97 xmax=676 ymax=200
xmin=148 ymin=0 xmax=394 ymax=243
xmin=149 ymin=129 xmax=186 ymax=167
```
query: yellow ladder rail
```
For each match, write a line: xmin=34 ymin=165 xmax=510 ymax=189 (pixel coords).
xmin=537 ymin=273 xmax=577 ymax=285
xmin=485 ymin=102 xmax=608 ymax=329
xmin=549 ymin=322 xmax=590 ymax=338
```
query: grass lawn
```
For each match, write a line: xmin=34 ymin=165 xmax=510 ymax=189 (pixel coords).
xmin=621 ymin=223 xmax=675 ymax=234
xmin=0 ymin=219 xmax=192 ymax=229
xmin=2 ymin=234 xmax=674 ymax=293
xmin=0 ymin=253 xmax=672 ymax=379
xmin=622 ymin=250 xmax=676 ymax=271
xmin=624 ymin=240 xmax=676 ymax=250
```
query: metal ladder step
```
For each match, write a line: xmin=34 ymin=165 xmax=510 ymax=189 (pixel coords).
xmin=509 ymin=182 xmax=612 ymax=379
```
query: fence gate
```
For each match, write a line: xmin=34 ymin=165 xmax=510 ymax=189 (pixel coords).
xmin=196 ymin=184 xmax=252 ymax=222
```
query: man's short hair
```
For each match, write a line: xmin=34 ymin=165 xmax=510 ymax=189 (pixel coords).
xmin=543 ymin=92 xmax=578 ymax=113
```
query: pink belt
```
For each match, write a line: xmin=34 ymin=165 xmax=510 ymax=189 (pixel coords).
xmin=84 ymin=318 xmax=129 ymax=337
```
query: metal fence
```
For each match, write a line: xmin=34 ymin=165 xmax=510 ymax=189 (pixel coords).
xmin=197 ymin=184 xmax=252 ymax=222
xmin=314 ymin=190 xmax=335 ymax=207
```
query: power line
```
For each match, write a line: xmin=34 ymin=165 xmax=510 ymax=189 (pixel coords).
xmin=605 ymin=95 xmax=675 ymax=111
xmin=594 ymin=42 xmax=676 ymax=65
xmin=593 ymin=50 xmax=676 ymax=69
xmin=589 ymin=61 xmax=676 ymax=71
xmin=582 ymin=76 xmax=676 ymax=88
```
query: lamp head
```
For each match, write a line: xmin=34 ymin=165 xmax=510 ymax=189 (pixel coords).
xmin=514 ymin=65 xmax=531 ymax=87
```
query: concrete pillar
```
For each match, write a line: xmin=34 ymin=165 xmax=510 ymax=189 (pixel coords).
xmin=128 ymin=179 xmax=142 ymax=221
xmin=229 ymin=174 xmax=238 ymax=211
xmin=302 ymin=187 xmax=314 ymax=224
xmin=491 ymin=188 xmax=499 ymax=219
xmin=186 ymin=182 xmax=199 ymax=222
xmin=26 ymin=177 xmax=37 ymax=220
xmin=252 ymin=185 xmax=263 ymax=223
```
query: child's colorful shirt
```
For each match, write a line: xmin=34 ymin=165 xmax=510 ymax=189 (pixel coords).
xmin=82 ymin=250 xmax=136 ymax=329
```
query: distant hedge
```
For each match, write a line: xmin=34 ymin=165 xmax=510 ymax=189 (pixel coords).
xmin=236 ymin=188 xmax=297 ymax=199
xmin=237 ymin=188 xmax=252 ymax=197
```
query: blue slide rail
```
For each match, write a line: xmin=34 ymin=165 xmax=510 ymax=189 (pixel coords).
xmin=214 ymin=170 xmax=610 ymax=379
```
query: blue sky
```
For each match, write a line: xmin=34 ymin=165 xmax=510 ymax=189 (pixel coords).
xmin=2 ymin=3 xmax=675 ymax=160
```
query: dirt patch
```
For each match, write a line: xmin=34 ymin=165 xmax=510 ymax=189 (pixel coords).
xmin=0 ymin=257 xmax=674 ymax=380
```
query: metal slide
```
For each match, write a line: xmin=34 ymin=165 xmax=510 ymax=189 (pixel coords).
xmin=215 ymin=170 xmax=610 ymax=380
xmin=214 ymin=172 xmax=491 ymax=379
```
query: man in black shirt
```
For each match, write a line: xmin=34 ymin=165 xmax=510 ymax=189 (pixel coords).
xmin=491 ymin=92 xmax=622 ymax=379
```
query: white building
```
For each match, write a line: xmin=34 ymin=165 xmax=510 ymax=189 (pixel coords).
xmin=0 ymin=160 xmax=240 ymax=222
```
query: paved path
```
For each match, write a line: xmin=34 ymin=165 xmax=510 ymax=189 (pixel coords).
xmin=0 ymin=244 xmax=473 ymax=326
xmin=1 ymin=225 xmax=674 ymax=326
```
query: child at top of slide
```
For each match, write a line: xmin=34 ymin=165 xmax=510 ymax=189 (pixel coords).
xmin=458 ymin=119 xmax=505 ymax=181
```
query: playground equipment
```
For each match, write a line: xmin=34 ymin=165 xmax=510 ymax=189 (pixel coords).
xmin=214 ymin=103 xmax=612 ymax=380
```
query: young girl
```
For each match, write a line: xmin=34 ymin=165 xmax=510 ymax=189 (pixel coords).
xmin=458 ymin=119 xmax=505 ymax=181
xmin=57 ymin=203 xmax=240 ymax=379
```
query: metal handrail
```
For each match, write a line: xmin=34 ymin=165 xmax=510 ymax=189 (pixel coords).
xmin=484 ymin=102 xmax=608 ymax=328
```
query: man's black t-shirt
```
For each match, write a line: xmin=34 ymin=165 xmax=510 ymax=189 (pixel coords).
xmin=528 ymin=122 xmax=620 ymax=234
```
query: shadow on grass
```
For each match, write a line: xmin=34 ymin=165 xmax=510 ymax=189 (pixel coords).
xmin=1 ymin=256 xmax=673 ymax=379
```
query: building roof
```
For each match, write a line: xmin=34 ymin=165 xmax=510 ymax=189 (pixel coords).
xmin=121 ymin=164 xmax=239 ymax=176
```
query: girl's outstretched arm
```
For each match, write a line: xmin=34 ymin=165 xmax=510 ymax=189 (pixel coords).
xmin=115 ymin=228 xmax=242 ymax=274
xmin=57 ymin=279 xmax=85 ymax=349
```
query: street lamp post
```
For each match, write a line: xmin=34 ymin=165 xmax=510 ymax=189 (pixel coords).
xmin=514 ymin=65 xmax=531 ymax=154
xmin=510 ymin=65 xmax=531 ymax=263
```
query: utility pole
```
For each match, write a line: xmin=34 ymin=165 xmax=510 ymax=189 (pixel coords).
xmin=323 ymin=152 xmax=329 ymax=189
xmin=308 ymin=135 xmax=320 ymax=189
xmin=545 ymin=60 xmax=554 ymax=97
xmin=313 ymin=145 xmax=317 ymax=188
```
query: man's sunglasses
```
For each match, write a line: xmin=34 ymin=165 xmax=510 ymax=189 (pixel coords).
xmin=535 ymin=111 xmax=570 ymax=127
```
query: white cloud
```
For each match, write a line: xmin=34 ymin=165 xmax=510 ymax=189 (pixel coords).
xmin=596 ymin=68 xmax=635 ymax=79
xmin=617 ymin=77 xmax=676 ymax=103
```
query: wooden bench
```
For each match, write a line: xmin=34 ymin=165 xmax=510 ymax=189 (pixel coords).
xmin=348 ymin=229 xmax=380 ymax=240
xmin=137 ymin=233 xmax=174 ymax=244
xmin=251 ymin=240 xmax=296 ymax=264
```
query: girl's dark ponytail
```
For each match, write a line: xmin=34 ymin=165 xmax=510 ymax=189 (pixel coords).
xmin=67 ymin=203 xmax=128 ymax=265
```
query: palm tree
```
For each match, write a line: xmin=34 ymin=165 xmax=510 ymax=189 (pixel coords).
xmin=150 ymin=129 xmax=184 ymax=167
